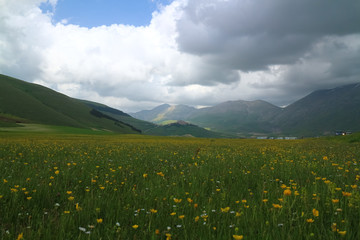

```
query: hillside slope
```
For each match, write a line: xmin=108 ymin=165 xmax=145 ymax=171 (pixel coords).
xmin=272 ymin=83 xmax=360 ymax=136
xmin=0 ymin=74 xmax=139 ymax=134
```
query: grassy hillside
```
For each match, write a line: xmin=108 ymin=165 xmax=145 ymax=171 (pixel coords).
xmin=0 ymin=74 xmax=139 ymax=134
xmin=272 ymin=83 xmax=360 ymax=136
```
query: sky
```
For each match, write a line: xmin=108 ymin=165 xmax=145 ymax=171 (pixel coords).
xmin=1 ymin=0 xmax=360 ymax=112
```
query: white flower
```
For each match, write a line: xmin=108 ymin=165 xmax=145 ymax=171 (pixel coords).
xmin=79 ymin=227 xmax=86 ymax=232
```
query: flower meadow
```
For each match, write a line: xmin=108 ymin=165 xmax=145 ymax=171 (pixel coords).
xmin=0 ymin=134 xmax=359 ymax=239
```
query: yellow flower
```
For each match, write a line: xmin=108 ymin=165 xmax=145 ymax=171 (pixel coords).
xmin=132 ymin=224 xmax=138 ymax=229
xmin=156 ymin=172 xmax=164 ymax=177
xmin=342 ymin=191 xmax=352 ymax=197
xmin=143 ymin=173 xmax=148 ymax=178
xmin=76 ymin=203 xmax=82 ymax=211
xmin=331 ymin=223 xmax=337 ymax=232
xmin=150 ymin=209 xmax=157 ymax=213
xmin=68 ymin=196 xmax=74 ymax=201
xmin=242 ymin=199 xmax=247 ymax=203
xmin=97 ymin=218 xmax=103 ymax=223
xmin=55 ymin=170 xmax=60 ymax=175
xmin=262 ymin=199 xmax=268 ymax=203
xmin=187 ymin=197 xmax=193 ymax=203
xmin=166 ymin=233 xmax=172 ymax=240
xmin=16 ymin=232 xmax=23 ymax=240
xmin=170 ymin=212 xmax=176 ymax=216
xmin=64 ymin=211 xmax=70 ymax=214
xmin=272 ymin=203 xmax=282 ymax=209
xmin=280 ymin=184 xmax=287 ymax=189
xmin=194 ymin=216 xmax=200 ymax=222
xmin=66 ymin=191 xmax=72 ymax=195
xmin=338 ymin=231 xmax=346 ymax=236
xmin=351 ymin=185 xmax=357 ymax=189
xmin=307 ymin=218 xmax=315 ymax=223
xmin=173 ymin=198 xmax=182 ymax=203
xmin=221 ymin=207 xmax=230 ymax=213
xmin=283 ymin=189 xmax=292 ymax=196
xmin=178 ymin=215 xmax=185 ymax=219
xmin=26 ymin=197 xmax=32 ymax=200
xmin=155 ymin=229 xmax=160 ymax=234
xmin=332 ymin=199 xmax=339 ymax=203
xmin=233 ymin=235 xmax=244 ymax=240
xmin=312 ymin=209 xmax=319 ymax=217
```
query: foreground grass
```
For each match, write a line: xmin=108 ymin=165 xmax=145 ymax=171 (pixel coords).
xmin=0 ymin=133 xmax=359 ymax=239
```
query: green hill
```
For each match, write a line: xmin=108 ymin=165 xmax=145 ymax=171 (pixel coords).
xmin=0 ymin=74 xmax=139 ymax=134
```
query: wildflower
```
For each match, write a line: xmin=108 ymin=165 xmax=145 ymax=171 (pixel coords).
xmin=16 ymin=232 xmax=23 ymax=240
xmin=66 ymin=191 xmax=72 ymax=195
xmin=166 ymin=233 xmax=172 ymax=240
xmin=170 ymin=212 xmax=176 ymax=216
xmin=55 ymin=170 xmax=60 ymax=175
xmin=283 ymin=189 xmax=292 ymax=196
xmin=195 ymin=216 xmax=200 ymax=222
xmin=143 ymin=173 xmax=148 ymax=178
xmin=64 ymin=211 xmax=70 ymax=214
xmin=351 ymin=185 xmax=357 ymax=189
xmin=331 ymin=223 xmax=337 ymax=232
xmin=26 ymin=197 xmax=32 ymax=200
xmin=338 ymin=231 xmax=346 ymax=236
xmin=156 ymin=172 xmax=165 ymax=177
xmin=150 ymin=209 xmax=157 ymax=213
xmin=307 ymin=218 xmax=315 ymax=223
xmin=79 ymin=227 xmax=86 ymax=232
xmin=132 ymin=224 xmax=138 ymax=229
xmin=68 ymin=196 xmax=75 ymax=201
xmin=262 ymin=199 xmax=268 ymax=203
xmin=332 ymin=199 xmax=339 ymax=203
xmin=155 ymin=229 xmax=160 ymax=234
xmin=312 ymin=209 xmax=319 ymax=217
xmin=178 ymin=215 xmax=185 ymax=219
xmin=221 ymin=207 xmax=230 ymax=213
xmin=342 ymin=191 xmax=352 ymax=197
xmin=216 ymin=188 xmax=221 ymax=192
xmin=233 ymin=235 xmax=243 ymax=240
xmin=242 ymin=199 xmax=247 ymax=203
xmin=280 ymin=184 xmax=287 ymax=189
xmin=76 ymin=203 xmax=82 ymax=211
xmin=173 ymin=198 xmax=182 ymax=203
xmin=187 ymin=198 xmax=193 ymax=203
xmin=272 ymin=204 xmax=282 ymax=209
xmin=97 ymin=218 xmax=103 ymax=223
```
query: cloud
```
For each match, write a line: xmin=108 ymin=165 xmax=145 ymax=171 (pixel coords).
xmin=176 ymin=0 xmax=360 ymax=71
xmin=0 ymin=0 xmax=360 ymax=112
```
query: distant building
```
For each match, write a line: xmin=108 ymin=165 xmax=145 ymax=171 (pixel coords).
xmin=335 ymin=131 xmax=352 ymax=136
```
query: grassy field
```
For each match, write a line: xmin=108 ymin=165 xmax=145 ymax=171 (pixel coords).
xmin=0 ymin=133 xmax=359 ymax=239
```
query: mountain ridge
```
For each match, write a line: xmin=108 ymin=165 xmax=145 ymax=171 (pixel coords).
xmin=131 ymin=83 xmax=360 ymax=137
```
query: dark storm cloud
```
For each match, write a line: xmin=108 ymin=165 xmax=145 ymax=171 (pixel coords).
xmin=176 ymin=0 xmax=360 ymax=71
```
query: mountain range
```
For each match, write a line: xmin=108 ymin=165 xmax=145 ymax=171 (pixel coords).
xmin=1 ymin=73 xmax=359 ymax=137
xmin=132 ymin=83 xmax=360 ymax=137
xmin=0 ymin=74 xmax=224 ymax=137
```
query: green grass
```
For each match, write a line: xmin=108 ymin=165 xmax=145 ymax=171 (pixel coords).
xmin=0 ymin=133 xmax=359 ymax=239
xmin=0 ymin=74 xmax=139 ymax=134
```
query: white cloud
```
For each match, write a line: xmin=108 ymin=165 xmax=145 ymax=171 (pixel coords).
xmin=0 ymin=0 xmax=360 ymax=113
